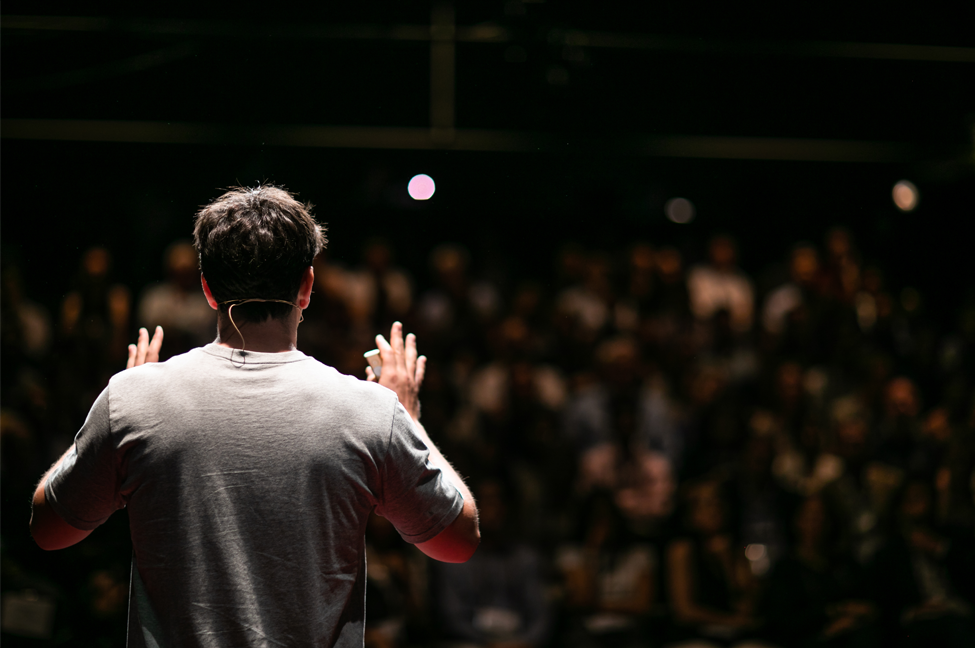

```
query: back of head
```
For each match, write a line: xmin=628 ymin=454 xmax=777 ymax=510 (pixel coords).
xmin=194 ymin=186 xmax=326 ymax=322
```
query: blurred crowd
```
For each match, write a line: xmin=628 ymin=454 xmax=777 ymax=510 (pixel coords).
xmin=2 ymin=228 xmax=974 ymax=647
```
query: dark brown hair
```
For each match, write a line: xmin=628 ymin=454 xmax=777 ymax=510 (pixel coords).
xmin=193 ymin=186 xmax=326 ymax=322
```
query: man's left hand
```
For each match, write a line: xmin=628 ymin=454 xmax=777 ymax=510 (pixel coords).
xmin=126 ymin=326 xmax=164 ymax=369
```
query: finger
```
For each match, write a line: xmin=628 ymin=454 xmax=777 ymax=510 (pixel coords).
xmin=146 ymin=326 xmax=164 ymax=363
xmin=375 ymin=333 xmax=392 ymax=363
xmin=405 ymin=332 xmax=418 ymax=379
xmin=389 ymin=322 xmax=405 ymax=368
xmin=136 ymin=327 xmax=149 ymax=365
xmin=365 ymin=366 xmax=376 ymax=382
xmin=127 ymin=344 xmax=137 ymax=369
xmin=415 ymin=355 xmax=427 ymax=391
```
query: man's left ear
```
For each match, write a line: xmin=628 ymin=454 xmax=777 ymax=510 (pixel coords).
xmin=297 ymin=266 xmax=314 ymax=309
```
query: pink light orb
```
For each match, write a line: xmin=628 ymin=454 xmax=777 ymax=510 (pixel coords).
xmin=408 ymin=174 xmax=436 ymax=201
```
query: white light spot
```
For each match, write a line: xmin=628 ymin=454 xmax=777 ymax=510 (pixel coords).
xmin=665 ymin=197 xmax=695 ymax=224
xmin=408 ymin=174 xmax=436 ymax=201
xmin=744 ymin=543 xmax=767 ymax=561
xmin=745 ymin=543 xmax=770 ymax=576
xmin=893 ymin=180 xmax=919 ymax=212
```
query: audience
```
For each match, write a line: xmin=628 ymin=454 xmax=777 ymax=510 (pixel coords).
xmin=2 ymin=226 xmax=973 ymax=647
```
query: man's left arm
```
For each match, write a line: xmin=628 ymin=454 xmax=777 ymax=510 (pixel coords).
xmin=30 ymin=326 xmax=163 ymax=551
xmin=30 ymin=446 xmax=93 ymax=550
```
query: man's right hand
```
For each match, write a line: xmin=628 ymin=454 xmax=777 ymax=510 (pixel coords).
xmin=368 ymin=322 xmax=425 ymax=421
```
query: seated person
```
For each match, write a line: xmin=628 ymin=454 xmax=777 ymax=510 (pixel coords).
xmin=665 ymin=478 xmax=765 ymax=648
xmin=870 ymin=477 xmax=975 ymax=648
xmin=764 ymin=495 xmax=879 ymax=648
xmin=433 ymin=478 xmax=551 ymax=647
xmin=557 ymin=492 xmax=656 ymax=648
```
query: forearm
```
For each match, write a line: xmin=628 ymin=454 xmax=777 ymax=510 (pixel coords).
xmin=411 ymin=417 xmax=480 ymax=562
xmin=411 ymin=418 xmax=474 ymax=505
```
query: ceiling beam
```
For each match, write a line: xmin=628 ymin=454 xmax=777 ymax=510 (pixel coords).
xmin=3 ymin=15 xmax=973 ymax=63
xmin=0 ymin=118 xmax=914 ymax=162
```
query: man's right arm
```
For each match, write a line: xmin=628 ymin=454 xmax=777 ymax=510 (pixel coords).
xmin=370 ymin=322 xmax=480 ymax=563
xmin=409 ymin=419 xmax=479 ymax=563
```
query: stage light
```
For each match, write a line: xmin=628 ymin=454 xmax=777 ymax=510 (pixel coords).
xmin=665 ymin=197 xmax=695 ymax=224
xmin=408 ymin=174 xmax=436 ymax=201
xmin=892 ymin=180 xmax=919 ymax=211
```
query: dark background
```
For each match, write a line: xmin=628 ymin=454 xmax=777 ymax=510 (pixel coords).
xmin=2 ymin=2 xmax=974 ymax=645
xmin=3 ymin=2 xmax=974 ymax=317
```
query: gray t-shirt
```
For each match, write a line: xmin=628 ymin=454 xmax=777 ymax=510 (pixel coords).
xmin=45 ymin=344 xmax=464 ymax=647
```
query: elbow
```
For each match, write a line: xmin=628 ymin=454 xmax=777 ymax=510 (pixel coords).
xmin=452 ymin=496 xmax=481 ymax=562
xmin=444 ymin=520 xmax=481 ymax=564
xmin=29 ymin=501 xmax=91 ymax=551
xmin=415 ymin=505 xmax=481 ymax=563
xmin=459 ymin=526 xmax=481 ymax=563
xmin=29 ymin=524 xmax=63 ymax=552
xmin=32 ymin=538 xmax=60 ymax=552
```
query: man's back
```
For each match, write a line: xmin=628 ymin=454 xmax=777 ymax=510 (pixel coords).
xmin=45 ymin=344 xmax=464 ymax=647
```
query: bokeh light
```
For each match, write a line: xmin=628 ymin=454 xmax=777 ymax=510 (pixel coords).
xmin=892 ymin=180 xmax=919 ymax=211
xmin=665 ymin=197 xmax=695 ymax=224
xmin=408 ymin=174 xmax=436 ymax=200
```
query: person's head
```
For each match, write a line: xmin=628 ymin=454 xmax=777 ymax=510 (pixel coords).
xmin=899 ymin=477 xmax=933 ymax=524
xmin=682 ymin=478 xmax=728 ymax=537
xmin=362 ymin=238 xmax=392 ymax=273
xmin=629 ymin=242 xmax=655 ymax=272
xmin=595 ymin=336 xmax=641 ymax=387
xmin=164 ymin=240 xmax=200 ymax=291
xmin=789 ymin=243 xmax=819 ymax=284
xmin=885 ymin=377 xmax=919 ymax=419
xmin=685 ymin=363 xmax=727 ymax=407
xmin=775 ymin=360 xmax=804 ymax=404
xmin=429 ymin=243 xmax=469 ymax=294
xmin=193 ymin=186 xmax=326 ymax=323
xmin=655 ymin=246 xmax=683 ymax=282
xmin=708 ymin=235 xmax=737 ymax=270
xmin=474 ymin=478 xmax=511 ymax=536
xmin=82 ymin=246 xmax=112 ymax=278
xmin=825 ymin=227 xmax=852 ymax=258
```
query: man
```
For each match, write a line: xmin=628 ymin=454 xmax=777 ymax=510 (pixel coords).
xmin=30 ymin=186 xmax=479 ymax=646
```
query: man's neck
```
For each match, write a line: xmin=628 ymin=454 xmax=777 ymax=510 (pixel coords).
xmin=214 ymin=313 xmax=299 ymax=353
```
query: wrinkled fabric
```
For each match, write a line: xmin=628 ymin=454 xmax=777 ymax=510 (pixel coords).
xmin=46 ymin=343 xmax=463 ymax=647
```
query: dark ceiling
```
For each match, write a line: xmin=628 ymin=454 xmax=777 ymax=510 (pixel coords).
xmin=4 ymin=3 xmax=974 ymax=145
xmin=2 ymin=2 xmax=974 ymax=311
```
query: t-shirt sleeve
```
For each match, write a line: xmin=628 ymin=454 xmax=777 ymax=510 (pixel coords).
xmin=375 ymin=401 xmax=464 ymax=544
xmin=44 ymin=387 xmax=124 ymax=530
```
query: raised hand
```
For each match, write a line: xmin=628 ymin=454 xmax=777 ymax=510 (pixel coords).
xmin=367 ymin=322 xmax=426 ymax=421
xmin=126 ymin=326 xmax=164 ymax=369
